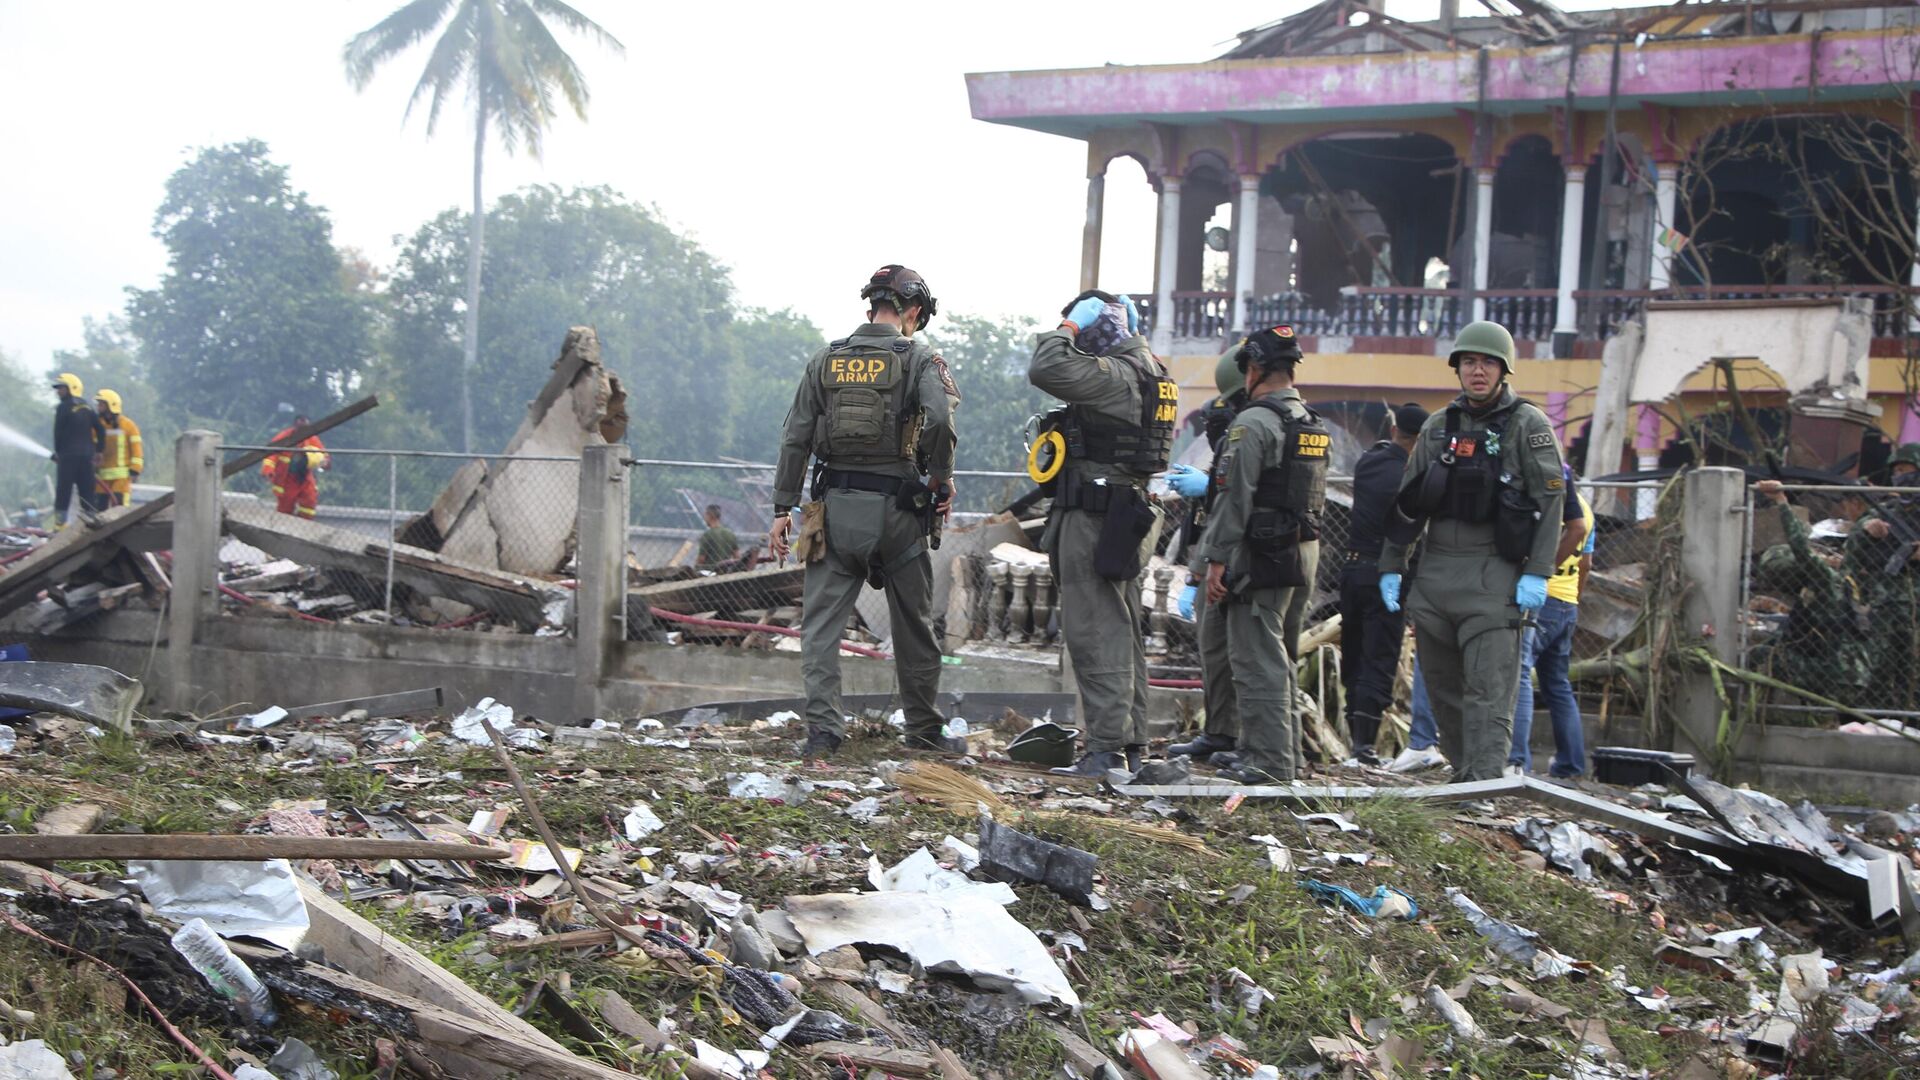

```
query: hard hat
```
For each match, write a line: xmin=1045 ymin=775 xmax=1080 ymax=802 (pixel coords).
xmin=1809 ymin=518 xmax=1850 ymax=543
xmin=1234 ymin=325 xmax=1302 ymax=376
xmin=860 ymin=264 xmax=937 ymax=332
xmin=1891 ymin=443 xmax=1920 ymax=470
xmin=1214 ymin=347 xmax=1244 ymax=397
xmin=94 ymin=389 xmax=122 ymax=414
xmin=1448 ymin=321 xmax=1517 ymax=375
xmin=52 ymin=373 xmax=82 ymax=396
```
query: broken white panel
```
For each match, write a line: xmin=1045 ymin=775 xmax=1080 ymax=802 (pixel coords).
xmin=450 ymin=697 xmax=543 ymax=748
xmin=623 ymin=802 xmax=665 ymax=840
xmin=784 ymin=891 xmax=1079 ymax=1009
xmin=867 ymin=847 xmax=1017 ymax=906
xmin=130 ymin=859 xmax=309 ymax=950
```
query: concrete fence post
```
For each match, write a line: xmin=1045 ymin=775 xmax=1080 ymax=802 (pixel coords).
xmin=168 ymin=430 xmax=223 ymax=713
xmin=1674 ymin=466 xmax=1746 ymax=762
xmin=573 ymin=443 xmax=630 ymax=721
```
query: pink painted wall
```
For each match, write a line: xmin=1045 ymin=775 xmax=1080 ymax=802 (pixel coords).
xmin=967 ymin=31 xmax=1920 ymax=124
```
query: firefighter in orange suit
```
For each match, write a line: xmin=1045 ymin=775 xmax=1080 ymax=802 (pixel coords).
xmin=92 ymin=390 xmax=144 ymax=507
xmin=261 ymin=415 xmax=329 ymax=518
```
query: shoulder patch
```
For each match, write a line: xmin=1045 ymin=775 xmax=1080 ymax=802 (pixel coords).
xmin=1228 ymin=427 xmax=1245 ymax=442
xmin=1546 ymin=477 xmax=1564 ymax=490
xmin=1528 ymin=431 xmax=1554 ymax=449
xmin=891 ymin=339 xmax=912 ymax=353
xmin=931 ymin=355 xmax=960 ymax=401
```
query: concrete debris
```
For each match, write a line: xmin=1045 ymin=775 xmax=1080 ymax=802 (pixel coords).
xmin=0 ymin=660 xmax=140 ymax=735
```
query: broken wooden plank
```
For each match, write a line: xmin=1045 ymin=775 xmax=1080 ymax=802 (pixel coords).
xmin=597 ymin=990 xmax=733 ymax=1080
xmin=929 ymin=1044 xmax=979 ymax=1080
xmin=254 ymin=950 xmax=635 ymax=1080
xmin=0 ymin=834 xmax=508 ymax=863
xmin=295 ymin=876 xmax=570 ymax=1055
xmin=33 ymin=802 xmax=105 ymax=837
xmin=497 ymin=928 xmax=617 ymax=952
xmin=0 ymin=660 xmax=140 ymax=735
xmin=803 ymin=1041 xmax=935 ymax=1076
xmin=225 ymin=500 xmax=559 ymax=626
xmin=0 ymin=396 xmax=378 ymax=618
xmin=635 ymin=562 xmax=804 ymax=616
xmin=283 ymin=686 xmax=445 ymax=721
xmin=808 ymin=979 xmax=919 ymax=1048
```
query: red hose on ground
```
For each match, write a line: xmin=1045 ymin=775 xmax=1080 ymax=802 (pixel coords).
xmin=647 ymin=607 xmax=891 ymax=660
xmin=217 ymin=583 xmax=334 ymax=626
xmin=434 ymin=612 xmax=489 ymax=630
xmin=1148 ymin=678 xmax=1203 ymax=689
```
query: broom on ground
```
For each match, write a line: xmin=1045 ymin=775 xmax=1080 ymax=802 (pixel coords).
xmin=895 ymin=760 xmax=1215 ymax=856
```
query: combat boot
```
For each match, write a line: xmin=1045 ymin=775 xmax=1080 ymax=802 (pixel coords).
xmin=904 ymin=732 xmax=968 ymax=755
xmin=1168 ymin=732 xmax=1236 ymax=762
xmin=1218 ymin=762 xmax=1292 ymax=785
xmin=1124 ymin=744 xmax=1145 ymax=773
xmin=799 ymin=729 xmax=843 ymax=761
xmin=1049 ymin=750 xmax=1126 ymax=778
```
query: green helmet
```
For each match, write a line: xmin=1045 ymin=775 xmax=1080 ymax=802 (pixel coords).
xmin=1756 ymin=544 xmax=1798 ymax=588
xmin=1215 ymin=346 xmax=1244 ymax=397
xmin=1892 ymin=442 xmax=1920 ymax=470
xmin=1448 ymin=320 xmax=1517 ymax=375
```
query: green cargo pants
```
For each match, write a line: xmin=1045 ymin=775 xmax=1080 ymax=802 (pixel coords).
xmin=1196 ymin=586 xmax=1238 ymax=739
xmin=1405 ymin=544 xmax=1524 ymax=782
xmin=801 ymin=489 xmax=942 ymax=741
xmin=1224 ymin=583 xmax=1299 ymax=778
xmin=1050 ymin=507 xmax=1149 ymax=753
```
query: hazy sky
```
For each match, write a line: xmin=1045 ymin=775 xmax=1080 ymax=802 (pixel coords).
xmin=0 ymin=0 xmax=1628 ymax=376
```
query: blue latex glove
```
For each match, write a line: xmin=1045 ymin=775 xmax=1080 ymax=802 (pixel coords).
xmin=1065 ymin=295 xmax=1107 ymax=332
xmin=1165 ymin=463 xmax=1209 ymax=499
xmin=1119 ymin=294 xmax=1141 ymax=334
xmin=1515 ymin=573 xmax=1548 ymax=612
xmin=1380 ymin=572 xmax=1402 ymax=613
xmin=1177 ymin=583 xmax=1197 ymax=620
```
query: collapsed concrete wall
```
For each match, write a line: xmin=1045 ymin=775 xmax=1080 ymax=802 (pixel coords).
xmin=409 ymin=327 xmax=629 ymax=576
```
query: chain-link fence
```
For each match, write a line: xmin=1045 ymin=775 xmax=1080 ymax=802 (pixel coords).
xmin=214 ymin=445 xmax=583 ymax=631
xmin=1738 ymin=482 xmax=1920 ymax=723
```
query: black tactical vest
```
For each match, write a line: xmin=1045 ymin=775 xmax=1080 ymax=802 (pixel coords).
xmin=1064 ymin=351 xmax=1178 ymax=473
xmin=1420 ymin=405 xmax=1505 ymax=523
xmin=1246 ymin=397 xmax=1330 ymax=517
xmin=817 ymin=336 xmax=916 ymax=466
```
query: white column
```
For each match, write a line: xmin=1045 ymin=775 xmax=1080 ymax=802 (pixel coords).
xmin=1552 ymin=168 xmax=1586 ymax=343
xmin=1080 ymin=173 xmax=1104 ymax=293
xmin=1471 ymin=167 xmax=1495 ymax=323
xmin=1649 ymin=162 xmax=1679 ymax=290
xmin=1152 ymin=177 xmax=1183 ymax=354
xmin=1234 ymin=175 xmax=1261 ymax=331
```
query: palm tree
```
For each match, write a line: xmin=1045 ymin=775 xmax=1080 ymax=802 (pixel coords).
xmin=344 ymin=0 xmax=622 ymax=452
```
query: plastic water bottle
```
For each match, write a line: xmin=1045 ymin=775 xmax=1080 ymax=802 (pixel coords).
xmin=170 ymin=918 xmax=276 ymax=1024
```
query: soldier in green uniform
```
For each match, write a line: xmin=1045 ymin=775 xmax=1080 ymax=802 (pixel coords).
xmin=1028 ymin=289 xmax=1176 ymax=777
xmin=1843 ymin=443 xmax=1920 ymax=708
xmin=1378 ymin=321 xmax=1564 ymax=782
xmin=1197 ymin=326 xmax=1330 ymax=784
xmin=1753 ymin=479 xmax=1873 ymax=704
xmin=1166 ymin=350 xmax=1248 ymax=763
xmin=769 ymin=265 xmax=960 ymax=759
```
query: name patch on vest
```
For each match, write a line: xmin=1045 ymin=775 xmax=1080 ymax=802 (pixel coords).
xmin=822 ymin=354 xmax=896 ymax=387
xmin=1528 ymin=431 xmax=1554 ymax=449
xmin=1153 ymin=379 xmax=1179 ymax=423
xmin=1294 ymin=431 xmax=1330 ymax=459
xmin=1451 ymin=435 xmax=1480 ymax=457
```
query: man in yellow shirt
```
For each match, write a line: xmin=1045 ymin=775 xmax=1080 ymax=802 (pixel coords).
xmin=92 ymin=389 xmax=143 ymax=507
xmin=1509 ymin=464 xmax=1593 ymax=777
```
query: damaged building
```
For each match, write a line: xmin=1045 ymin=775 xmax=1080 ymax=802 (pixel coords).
xmin=966 ymin=0 xmax=1920 ymax=476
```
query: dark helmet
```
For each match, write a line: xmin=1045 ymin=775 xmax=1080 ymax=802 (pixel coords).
xmin=1234 ymin=324 xmax=1303 ymax=377
xmin=861 ymin=264 xmax=937 ymax=332
xmin=1891 ymin=442 xmax=1920 ymax=471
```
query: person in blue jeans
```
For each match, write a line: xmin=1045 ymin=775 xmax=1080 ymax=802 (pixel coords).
xmin=1510 ymin=477 xmax=1593 ymax=776
xmin=1410 ymin=660 xmax=1438 ymax=750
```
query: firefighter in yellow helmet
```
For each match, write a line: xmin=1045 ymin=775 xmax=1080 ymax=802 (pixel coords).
xmin=92 ymin=390 xmax=144 ymax=508
xmin=49 ymin=373 xmax=105 ymax=525
xmin=261 ymin=414 xmax=330 ymax=519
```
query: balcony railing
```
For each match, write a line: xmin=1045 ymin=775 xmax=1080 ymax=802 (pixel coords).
xmin=1149 ymin=285 xmax=1915 ymax=347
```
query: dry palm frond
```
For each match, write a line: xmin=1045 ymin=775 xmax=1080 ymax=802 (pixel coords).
xmin=894 ymin=760 xmax=1215 ymax=856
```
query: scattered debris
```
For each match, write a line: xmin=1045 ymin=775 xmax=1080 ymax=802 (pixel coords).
xmin=976 ymin=816 xmax=1098 ymax=906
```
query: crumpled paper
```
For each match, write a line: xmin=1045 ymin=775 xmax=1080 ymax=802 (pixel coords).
xmin=130 ymin=858 xmax=309 ymax=950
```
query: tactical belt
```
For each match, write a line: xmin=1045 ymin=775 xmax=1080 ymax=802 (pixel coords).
xmin=816 ymin=469 xmax=904 ymax=498
xmin=1055 ymin=477 xmax=1142 ymax=515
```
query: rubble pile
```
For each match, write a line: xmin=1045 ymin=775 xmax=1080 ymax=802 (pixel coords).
xmin=0 ymin=675 xmax=1916 ymax=1077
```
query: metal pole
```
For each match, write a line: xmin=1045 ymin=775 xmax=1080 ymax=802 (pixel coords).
xmin=385 ymin=453 xmax=398 ymax=616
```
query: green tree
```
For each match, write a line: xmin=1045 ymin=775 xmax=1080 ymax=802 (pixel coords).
xmin=344 ymin=0 xmax=623 ymax=453
xmin=924 ymin=312 xmax=1052 ymax=473
xmin=50 ymin=316 xmax=177 ymax=486
xmin=0 ymin=348 xmax=51 ymax=516
xmin=127 ymin=140 xmax=374 ymax=432
xmin=383 ymin=184 xmax=822 ymax=455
